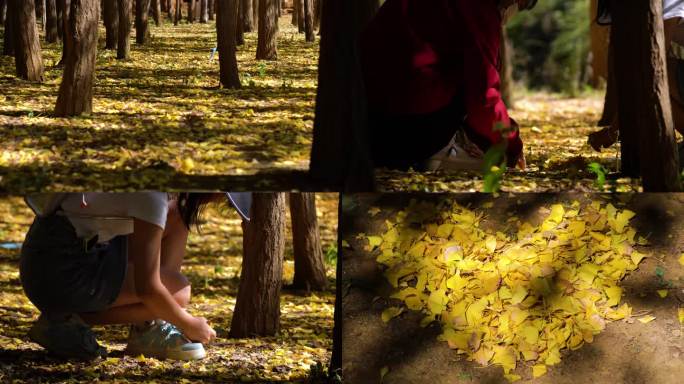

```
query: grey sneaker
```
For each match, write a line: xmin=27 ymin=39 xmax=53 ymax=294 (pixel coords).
xmin=28 ymin=313 xmax=107 ymax=360
xmin=124 ymin=320 xmax=206 ymax=361
xmin=424 ymin=142 xmax=485 ymax=172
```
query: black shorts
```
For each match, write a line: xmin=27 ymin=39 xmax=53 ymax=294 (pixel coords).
xmin=19 ymin=214 xmax=128 ymax=315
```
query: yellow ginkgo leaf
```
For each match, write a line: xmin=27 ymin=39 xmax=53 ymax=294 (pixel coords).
xmin=638 ymin=315 xmax=656 ymax=324
xmin=657 ymin=289 xmax=668 ymax=298
xmin=532 ymin=364 xmax=548 ymax=378
xmin=381 ymin=307 xmax=404 ymax=323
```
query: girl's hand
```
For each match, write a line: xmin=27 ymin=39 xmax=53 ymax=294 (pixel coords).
xmin=517 ymin=152 xmax=527 ymax=170
xmin=183 ymin=316 xmax=216 ymax=344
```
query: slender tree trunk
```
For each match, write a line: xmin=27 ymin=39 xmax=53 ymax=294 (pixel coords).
xmin=167 ymin=0 xmax=174 ymax=20
xmin=289 ymin=193 xmax=327 ymax=291
xmin=217 ymin=0 xmax=240 ymax=88
xmin=135 ymin=0 xmax=150 ymax=44
xmin=252 ymin=0 xmax=257 ymax=29
xmin=207 ymin=0 xmax=214 ymax=20
xmin=199 ymin=0 xmax=207 ymax=22
xmin=3 ymin=0 xmax=15 ymax=56
xmin=58 ymin=0 xmax=69 ymax=65
xmin=103 ymin=0 xmax=118 ymax=49
xmin=35 ymin=0 xmax=45 ymax=31
xmin=229 ymin=193 xmax=286 ymax=338
xmin=500 ymin=27 xmax=514 ymax=108
xmin=303 ymin=0 xmax=312 ymax=42
xmin=187 ymin=0 xmax=194 ymax=22
xmin=256 ymin=0 xmax=277 ymax=60
xmin=309 ymin=0 xmax=378 ymax=191
xmin=296 ymin=0 xmax=303 ymax=33
xmin=117 ymin=0 xmax=131 ymax=59
xmin=46 ymin=0 xmax=59 ymax=43
xmin=291 ymin=0 xmax=297 ymax=26
xmin=151 ymin=0 xmax=161 ymax=25
xmin=241 ymin=0 xmax=252 ymax=32
xmin=0 ymin=0 xmax=6 ymax=25
xmin=174 ymin=0 xmax=181 ymax=25
xmin=313 ymin=0 xmax=320 ymax=31
xmin=54 ymin=0 xmax=99 ymax=116
xmin=611 ymin=0 xmax=680 ymax=191
xmin=12 ymin=0 xmax=45 ymax=81
xmin=236 ymin=0 xmax=244 ymax=45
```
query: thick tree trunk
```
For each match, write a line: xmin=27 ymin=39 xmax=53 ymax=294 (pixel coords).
xmin=135 ymin=0 xmax=150 ymax=44
xmin=241 ymin=0 xmax=252 ymax=32
xmin=500 ymin=27 xmax=514 ymax=109
xmin=599 ymin=28 xmax=617 ymax=127
xmin=309 ymin=0 xmax=378 ymax=191
xmin=611 ymin=0 xmax=680 ymax=191
xmin=303 ymin=0 xmax=313 ymax=42
xmin=199 ymin=0 xmax=207 ymax=22
xmin=116 ymin=0 xmax=131 ymax=59
xmin=12 ymin=0 xmax=45 ymax=81
xmin=255 ymin=0 xmax=277 ymax=60
xmin=3 ymin=0 xmax=15 ymax=56
xmin=103 ymin=0 xmax=118 ymax=49
xmin=217 ymin=0 xmax=241 ymax=88
xmin=289 ymin=193 xmax=327 ymax=291
xmin=46 ymin=0 xmax=59 ymax=43
xmin=252 ymin=0 xmax=257 ymax=30
xmin=187 ymin=0 xmax=194 ymax=22
xmin=151 ymin=0 xmax=161 ymax=25
xmin=54 ymin=0 xmax=98 ymax=116
xmin=229 ymin=193 xmax=286 ymax=338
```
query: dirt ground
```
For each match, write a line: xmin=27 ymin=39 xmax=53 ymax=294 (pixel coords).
xmin=340 ymin=193 xmax=684 ymax=384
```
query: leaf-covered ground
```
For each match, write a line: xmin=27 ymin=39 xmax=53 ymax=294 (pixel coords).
xmin=341 ymin=193 xmax=684 ymax=383
xmin=0 ymin=193 xmax=338 ymax=383
xmin=0 ymin=17 xmax=320 ymax=193
xmin=376 ymin=93 xmax=646 ymax=193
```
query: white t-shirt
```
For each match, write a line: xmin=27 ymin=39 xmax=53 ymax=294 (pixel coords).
xmin=664 ymin=0 xmax=684 ymax=20
xmin=60 ymin=192 xmax=169 ymax=242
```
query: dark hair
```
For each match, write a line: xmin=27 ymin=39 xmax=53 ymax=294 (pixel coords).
xmin=521 ymin=0 xmax=538 ymax=10
xmin=177 ymin=193 xmax=222 ymax=230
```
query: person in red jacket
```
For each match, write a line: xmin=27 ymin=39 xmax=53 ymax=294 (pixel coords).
xmin=360 ymin=0 xmax=536 ymax=172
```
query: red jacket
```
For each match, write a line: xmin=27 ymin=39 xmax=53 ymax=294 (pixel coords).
xmin=360 ymin=0 xmax=522 ymax=158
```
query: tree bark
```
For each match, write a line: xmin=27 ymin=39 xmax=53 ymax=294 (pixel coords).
xmin=217 ymin=0 xmax=241 ymax=88
xmin=103 ymin=0 xmax=118 ymax=49
xmin=611 ymin=0 xmax=680 ymax=191
xmin=3 ymin=0 xmax=15 ymax=56
xmin=199 ymin=0 xmax=207 ymax=22
xmin=256 ymin=0 xmax=277 ymax=60
xmin=174 ymin=0 xmax=181 ymax=25
xmin=252 ymin=0 xmax=257 ymax=30
xmin=236 ymin=0 xmax=244 ymax=45
xmin=151 ymin=0 xmax=161 ymax=25
xmin=289 ymin=193 xmax=327 ymax=291
xmin=309 ymin=0 xmax=378 ymax=191
xmin=35 ymin=0 xmax=45 ymax=31
xmin=589 ymin=0 xmax=610 ymax=88
xmin=135 ymin=0 xmax=150 ymax=44
xmin=500 ymin=27 xmax=514 ymax=109
xmin=0 ymin=0 xmax=6 ymax=25
xmin=57 ymin=0 xmax=69 ymax=64
xmin=187 ymin=0 xmax=194 ymax=22
xmin=291 ymin=0 xmax=297 ymax=27
xmin=296 ymin=0 xmax=303 ymax=33
xmin=599 ymin=28 xmax=617 ymax=127
xmin=12 ymin=0 xmax=44 ymax=81
xmin=46 ymin=0 xmax=59 ymax=43
xmin=54 ymin=0 xmax=98 ymax=116
xmin=229 ymin=193 xmax=286 ymax=338
xmin=116 ymin=0 xmax=130 ymax=59
xmin=303 ymin=0 xmax=313 ymax=42
xmin=241 ymin=0 xmax=252 ymax=32
xmin=208 ymin=0 xmax=214 ymax=20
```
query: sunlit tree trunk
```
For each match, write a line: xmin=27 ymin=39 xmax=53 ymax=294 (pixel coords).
xmin=289 ymin=193 xmax=327 ymax=291
xmin=310 ymin=0 xmax=378 ymax=191
xmin=199 ymin=0 xmax=208 ymax=22
xmin=103 ymin=0 xmax=118 ymax=49
xmin=241 ymin=0 xmax=252 ymax=32
xmin=256 ymin=0 xmax=277 ymax=60
xmin=46 ymin=0 xmax=59 ymax=43
xmin=217 ymin=0 xmax=240 ymax=88
xmin=116 ymin=0 xmax=131 ymax=59
xmin=151 ymin=0 xmax=161 ymax=25
xmin=611 ymin=0 xmax=680 ymax=191
xmin=54 ymin=0 xmax=98 ymax=116
xmin=12 ymin=0 xmax=44 ymax=81
xmin=174 ymin=0 xmax=181 ymax=25
xmin=252 ymin=0 xmax=257 ymax=30
xmin=229 ymin=193 xmax=286 ymax=338
xmin=187 ymin=0 xmax=194 ymax=22
xmin=135 ymin=0 xmax=150 ymax=44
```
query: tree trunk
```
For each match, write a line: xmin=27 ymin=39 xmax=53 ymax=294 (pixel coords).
xmin=229 ymin=193 xmax=286 ymax=338
xmin=46 ymin=0 xmax=59 ymax=43
xmin=199 ymin=0 xmax=207 ymax=22
xmin=187 ymin=0 xmax=194 ymax=22
xmin=135 ymin=0 xmax=150 ymax=44
xmin=296 ymin=0 xmax=303 ymax=33
xmin=256 ymin=0 xmax=277 ymax=60
xmin=151 ymin=0 xmax=161 ymax=25
xmin=217 ymin=0 xmax=240 ymax=88
xmin=589 ymin=0 xmax=610 ymax=88
xmin=3 ymin=0 xmax=15 ymax=56
xmin=236 ymin=0 xmax=244 ymax=45
xmin=116 ymin=0 xmax=131 ymax=59
xmin=57 ymin=0 xmax=69 ymax=64
xmin=0 ymin=0 xmax=6 ymax=25
xmin=103 ymin=0 xmax=118 ymax=49
xmin=289 ymin=193 xmax=327 ymax=291
xmin=174 ymin=0 xmax=181 ymax=25
xmin=291 ymin=0 xmax=297 ymax=26
xmin=599 ymin=27 xmax=617 ymax=127
xmin=54 ymin=0 xmax=98 ymax=116
xmin=252 ymin=0 xmax=257 ymax=29
xmin=241 ymin=0 xmax=252 ymax=32
xmin=167 ymin=0 xmax=174 ymax=20
xmin=12 ymin=0 xmax=44 ymax=81
xmin=611 ymin=0 xmax=680 ymax=191
xmin=313 ymin=0 xmax=320 ymax=31
xmin=208 ymin=0 xmax=214 ymax=20
xmin=35 ymin=0 xmax=45 ymax=31
xmin=303 ymin=0 xmax=313 ymax=42
xmin=309 ymin=0 xmax=378 ymax=191
xmin=500 ymin=27 xmax=514 ymax=109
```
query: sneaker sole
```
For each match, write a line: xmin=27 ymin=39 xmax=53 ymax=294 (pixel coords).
xmin=125 ymin=345 xmax=206 ymax=361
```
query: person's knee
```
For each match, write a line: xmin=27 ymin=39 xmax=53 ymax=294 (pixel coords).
xmin=161 ymin=269 xmax=191 ymax=307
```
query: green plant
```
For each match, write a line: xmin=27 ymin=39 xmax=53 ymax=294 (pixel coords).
xmin=325 ymin=244 xmax=338 ymax=266
xmin=587 ymin=162 xmax=607 ymax=189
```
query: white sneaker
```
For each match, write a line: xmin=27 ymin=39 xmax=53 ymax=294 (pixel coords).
xmin=125 ymin=320 xmax=206 ymax=361
xmin=424 ymin=141 xmax=485 ymax=172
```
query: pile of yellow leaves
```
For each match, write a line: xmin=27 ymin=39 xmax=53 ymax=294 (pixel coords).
xmin=368 ymin=199 xmax=648 ymax=381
